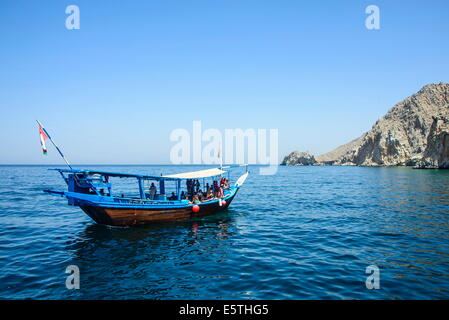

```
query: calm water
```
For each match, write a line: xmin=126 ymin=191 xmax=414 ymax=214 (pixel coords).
xmin=1 ymin=165 xmax=449 ymax=299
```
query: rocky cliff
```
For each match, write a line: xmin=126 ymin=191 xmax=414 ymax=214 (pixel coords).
xmin=415 ymin=115 xmax=449 ymax=168
xmin=286 ymin=83 xmax=449 ymax=168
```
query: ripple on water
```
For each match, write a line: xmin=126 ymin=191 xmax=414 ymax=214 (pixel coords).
xmin=0 ymin=165 xmax=449 ymax=299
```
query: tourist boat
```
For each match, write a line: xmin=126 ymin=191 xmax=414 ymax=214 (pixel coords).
xmin=44 ymin=166 xmax=249 ymax=226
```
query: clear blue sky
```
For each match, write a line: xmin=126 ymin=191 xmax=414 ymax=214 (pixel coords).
xmin=0 ymin=0 xmax=447 ymax=164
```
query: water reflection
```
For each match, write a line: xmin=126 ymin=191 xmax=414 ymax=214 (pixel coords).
xmin=65 ymin=211 xmax=237 ymax=299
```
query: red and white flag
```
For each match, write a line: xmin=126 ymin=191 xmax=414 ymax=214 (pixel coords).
xmin=38 ymin=123 xmax=48 ymax=155
xmin=35 ymin=120 xmax=72 ymax=168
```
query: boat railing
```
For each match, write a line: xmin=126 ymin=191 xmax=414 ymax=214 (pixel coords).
xmin=112 ymin=196 xmax=188 ymax=206
xmin=109 ymin=187 xmax=234 ymax=206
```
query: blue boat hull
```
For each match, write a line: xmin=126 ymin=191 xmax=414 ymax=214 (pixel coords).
xmin=79 ymin=191 xmax=237 ymax=226
xmin=43 ymin=167 xmax=249 ymax=227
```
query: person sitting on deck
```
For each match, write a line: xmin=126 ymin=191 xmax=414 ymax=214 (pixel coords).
xmin=168 ymin=192 xmax=177 ymax=200
xmin=197 ymin=189 xmax=204 ymax=202
xmin=191 ymin=194 xmax=200 ymax=204
xmin=223 ymin=179 xmax=230 ymax=189
xmin=149 ymin=183 xmax=157 ymax=200
xmin=217 ymin=186 xmax=224 ymax=198
xmin=206 ymin=189 xmax=213 ymax=200
xmin=213 ymin=180 xmax=219 ymax=192
xmin=181 ymin=191 xmax=187 ymax=200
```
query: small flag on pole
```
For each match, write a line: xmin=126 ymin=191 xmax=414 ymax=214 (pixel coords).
xmin=36 ymin=120 xmax=73 ymax=169
xmin=217 ymin=143 xmax=223 ymax=169
xmin=38 ymin=122 xmax=48 ymax=155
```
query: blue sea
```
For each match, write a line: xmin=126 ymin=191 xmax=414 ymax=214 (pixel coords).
xmin=1 ymin=165 xmax=449 ymax=299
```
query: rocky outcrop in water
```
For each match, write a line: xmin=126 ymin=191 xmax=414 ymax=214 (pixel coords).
xmin=312 ymin=83 xmax=449 ymax=168
xmin=281 ymin=151 xmax=316 ymax=166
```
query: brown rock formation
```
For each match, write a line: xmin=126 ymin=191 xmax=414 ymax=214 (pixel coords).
xmin=281 ymin=151 xmax=316 ymax=166
xmin=314 ymin=83 xmax=449 ymax=168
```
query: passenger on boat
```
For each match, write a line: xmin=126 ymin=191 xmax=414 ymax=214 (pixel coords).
xmin=186 ymin=179 xmax=195 ymax=198
xmin=197 ymin=189 xmax=205 ymax=202
xmin=206 ymin=189 xmax=213 ymax=200
xmin=213 ymin=180 xmax=219 ymax=192
xmin=217 ymin=187 xmax=224 ymax=198
xmin=191 ymin=194 xmax=200 ymax=204
xmin=181 ymin=191 xmax=188 ymax=200
xmin=194 ymin=179 xmax=200 ymax=193
xmin=149 ymin=183 xmax=157 ymax=200
xmin=168 ymin=192 xmax=177 ymax=200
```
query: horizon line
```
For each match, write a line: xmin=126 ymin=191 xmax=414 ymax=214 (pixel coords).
xmin=0 ymin=163 xmax=269 ymax=166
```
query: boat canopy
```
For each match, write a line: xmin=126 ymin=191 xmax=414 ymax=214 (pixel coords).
xmin=50 ymin=167 xmax=228 ymax=181
xmin=49 ymin=168 xmax=178 ymax=181
xmin=163 ymin=168 xmax=226 ymax=179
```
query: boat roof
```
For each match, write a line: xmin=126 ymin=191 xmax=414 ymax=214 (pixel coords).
xmin=163 ymin=168 xmax=225 ymax=179
xmin=50 ymin=167 xmax=229 ymax=180
xmin=50 ymin=168 xmax=172 ymax=180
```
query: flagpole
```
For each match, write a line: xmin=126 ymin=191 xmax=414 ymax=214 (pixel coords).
xmin=218 ymin=143 xmax=223 ymax=170
xmin=36 ymin=120 xmax=73 ymax=170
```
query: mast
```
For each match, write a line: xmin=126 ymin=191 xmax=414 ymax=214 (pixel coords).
xmin=218 ymin=143 xmax=223 ymax=170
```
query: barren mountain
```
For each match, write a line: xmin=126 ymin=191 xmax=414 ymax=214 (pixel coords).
xmin=285 ymin=83 xmax=449 ymax=168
